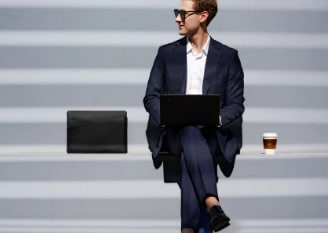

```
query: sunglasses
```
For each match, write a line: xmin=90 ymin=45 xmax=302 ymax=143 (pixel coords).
xmin=174 ymin=9 xmax=202 ymax=21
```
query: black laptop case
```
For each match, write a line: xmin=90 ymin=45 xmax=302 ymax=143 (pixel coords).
xmin=67 ymin=111 xmax=127 ymax=153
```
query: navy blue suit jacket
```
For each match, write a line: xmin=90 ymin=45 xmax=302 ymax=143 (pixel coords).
xmin=143 ymin=37 xmax=245 ymax=170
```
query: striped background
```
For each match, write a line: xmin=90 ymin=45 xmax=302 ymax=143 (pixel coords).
xmin=0 ymin=1 xmax=328 ymax=233
xmin=0 ymin=0 xmax=327 ymax=153
xmin=0 ymin=153 xmax=328 ymax=233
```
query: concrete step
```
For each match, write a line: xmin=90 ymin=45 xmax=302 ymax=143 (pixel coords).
xmin=1 ymin=153 xmax=328 ymax=180
xmin=0 ymin=153 xmax=327 ymax=225
xmin=2 ymin=121 xmax=328 ymax=146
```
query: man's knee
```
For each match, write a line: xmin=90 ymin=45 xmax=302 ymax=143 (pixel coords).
xmin=181 ymin=126 xmax=202 ymax=141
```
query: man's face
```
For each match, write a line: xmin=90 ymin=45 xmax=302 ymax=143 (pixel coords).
xmin=175 ymin=0 xmax=201 ymax=36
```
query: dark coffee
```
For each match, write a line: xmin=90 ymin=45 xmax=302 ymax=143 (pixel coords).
xmin=263 ymin=138 xmax=277 ymax=149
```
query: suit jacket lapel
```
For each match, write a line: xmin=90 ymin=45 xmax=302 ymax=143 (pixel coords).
xmin=173 ymin=37 xmax=187 ymax=94
xmin=203 ymin=38 xmax=222 ymax=94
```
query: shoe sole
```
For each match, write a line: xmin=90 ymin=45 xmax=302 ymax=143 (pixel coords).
xmin=210 ymin=219 xmax=230 ymax=232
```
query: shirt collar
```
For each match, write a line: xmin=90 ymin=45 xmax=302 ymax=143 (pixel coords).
xmin=186 ymin=35 xmax=210 ymax=56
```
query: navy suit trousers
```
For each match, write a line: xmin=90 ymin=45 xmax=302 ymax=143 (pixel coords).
xmin=166 ymin=126 xmax=219 ymax=230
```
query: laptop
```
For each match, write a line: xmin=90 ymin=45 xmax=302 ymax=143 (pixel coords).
xmin=160 ymin=94 xmax=220 ymax=127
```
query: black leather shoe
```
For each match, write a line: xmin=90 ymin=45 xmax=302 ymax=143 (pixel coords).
xmin=209 ymin=205 xmax=230 ymax=232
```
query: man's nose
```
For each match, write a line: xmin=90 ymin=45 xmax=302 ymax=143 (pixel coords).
xmin=175 ymin=14 xmax=182 ymax=23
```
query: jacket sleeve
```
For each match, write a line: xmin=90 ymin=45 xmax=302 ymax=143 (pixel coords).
xmin=220 ymin=50 xmax=245 ymax=128
xmin=143 ymin=47 xmax=166 ymax=126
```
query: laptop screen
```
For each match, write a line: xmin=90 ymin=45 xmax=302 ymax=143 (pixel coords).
xmin=160 ymin=94 xmax=220 ymax=127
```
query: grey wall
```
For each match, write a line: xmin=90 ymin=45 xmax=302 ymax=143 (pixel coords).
xmin=0 ymin=0 xmax=327 ymax=153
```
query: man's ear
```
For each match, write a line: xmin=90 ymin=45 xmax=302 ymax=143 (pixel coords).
xmin=199 ymin=11 xmax=209 ymax=24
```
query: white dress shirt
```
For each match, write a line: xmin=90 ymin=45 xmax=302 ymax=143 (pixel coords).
xmin=186 ymin=36 xmax=210 ymax=95
xmin=185 ymin=36 xmax=222 ymax=126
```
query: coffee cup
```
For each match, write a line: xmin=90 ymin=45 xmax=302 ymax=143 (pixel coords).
xmin=262 ymin=132 xmax=278 ymax=155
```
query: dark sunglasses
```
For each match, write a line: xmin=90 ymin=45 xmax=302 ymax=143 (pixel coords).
xmin=174 ymin=9 xmax=201 ymax=21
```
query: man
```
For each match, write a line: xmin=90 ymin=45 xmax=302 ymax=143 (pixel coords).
xmin=143 ymin=0 xmax=244 ymax=232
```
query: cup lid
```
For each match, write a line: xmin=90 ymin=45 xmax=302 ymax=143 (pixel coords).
xmin=263 ymin=132 xmax=278 ymax=138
